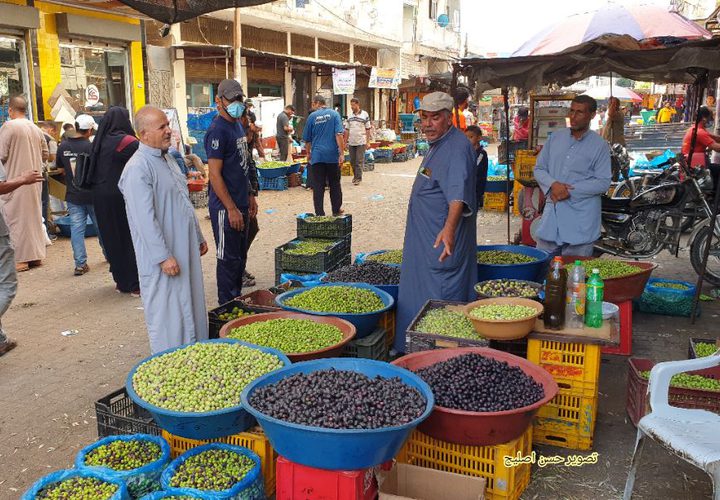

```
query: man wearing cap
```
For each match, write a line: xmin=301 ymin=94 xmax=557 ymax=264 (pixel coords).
xmin=276 ymin=105 xmax=295 ymax=162
xmin=395 ymin=92 xmax=477 ymax=354
xmin=303 ymin=95 xmax=345 ymax=216
xmin=56 ymin=114 xmax=103 ymax=275
xmin=205 ymin=79 xmax=256 ymax=304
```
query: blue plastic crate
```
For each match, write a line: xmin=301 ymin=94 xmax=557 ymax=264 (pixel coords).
xmin=257 ymin=165 xmax=290 ymax=178
xmin=259 ymin=176 xmax=288 ymax=191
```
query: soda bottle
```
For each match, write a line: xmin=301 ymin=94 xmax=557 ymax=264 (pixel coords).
xmin=566 ymin=260 xmax=586 ymax=329
xmin=585 ymin=269 xmax=604 ymax=328
xmin=544 ymin=256 xmax=567 ymax=330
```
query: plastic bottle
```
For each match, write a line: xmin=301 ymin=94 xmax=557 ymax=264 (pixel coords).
xmin=585 ymin=269 xmax=604 ymax=328
xmin=544 ymin=256 xmax=567 ymax=330
xmin=566 ymin=260 xmax=586 ymax=329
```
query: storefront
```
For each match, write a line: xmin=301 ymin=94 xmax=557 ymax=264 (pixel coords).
xmin=34 ymin=1 xmax=145 ymax=120
xmin=0 ymin=2 xmax=38 ymax=124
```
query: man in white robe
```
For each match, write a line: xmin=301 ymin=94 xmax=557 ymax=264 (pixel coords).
xmin=119 ymin=106 xmax=209 ymax=354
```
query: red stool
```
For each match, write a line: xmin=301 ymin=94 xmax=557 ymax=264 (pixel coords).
xmin=276 ymin=456 xmax=378 ymax=500
xmin=602 ymin=300 xmax=632 ymax=356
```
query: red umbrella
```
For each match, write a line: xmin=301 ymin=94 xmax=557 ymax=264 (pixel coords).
xmin=514 ymin=5 xmax=711 ymax=57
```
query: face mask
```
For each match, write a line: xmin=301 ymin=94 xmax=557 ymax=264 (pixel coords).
xmin=226 ymin=101 xmax=245 ymax=119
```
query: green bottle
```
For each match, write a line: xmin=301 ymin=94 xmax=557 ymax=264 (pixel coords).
xmin=585 ymin=269 xmax=604 ymax=328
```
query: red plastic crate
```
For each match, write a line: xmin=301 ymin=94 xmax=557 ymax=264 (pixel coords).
xmin=602 ymin=300 xmax=632 ymax=356
xmin=276 ymin=456 xmax=378 ymax=500
xmin=626 ymin=357 xmax=720 ymax=427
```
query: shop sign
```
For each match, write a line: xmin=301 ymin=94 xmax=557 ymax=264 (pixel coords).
xmin=332 ymin=68 xmax=356 ymax=95
xmin=369 ymin=67 xmax=400 ymax=89
xmin=85 ymin=84 xmax=100 ymax=107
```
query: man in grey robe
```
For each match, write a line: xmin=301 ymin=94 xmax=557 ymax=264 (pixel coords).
xmin=119 ymin=106 xmax=209 ymax=354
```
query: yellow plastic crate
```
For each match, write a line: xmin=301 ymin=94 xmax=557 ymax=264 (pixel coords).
xmin=162 ymin=427 xmax=276 ymax=497
xmin=512 ymin=181 xmax=523 ymax=216
xmin=397 ymin=426 xmax=532 ymax=500
xmin=378 ymin=309 xmax=396 ymax=349
xmin=512 ymin=150 xmax=537 ymax=185
xmin=484 ymin=192 xmax=508 ymax=212
xmin=527 ymin=339 xmax=601 ymax=390
xmin=533 ymin=393 xmax=598 ymax=451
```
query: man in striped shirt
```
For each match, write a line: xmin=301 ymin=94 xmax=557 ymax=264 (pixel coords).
xmin=344 ymin=98 xmax=372 ymax=185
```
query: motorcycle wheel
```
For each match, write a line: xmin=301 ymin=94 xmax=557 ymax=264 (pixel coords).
xmin=690 ymin=226 xmax=720 ymax=286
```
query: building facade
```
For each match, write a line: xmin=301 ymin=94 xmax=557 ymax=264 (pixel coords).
xmin=0 ymin=0 xmax=146 ymax=125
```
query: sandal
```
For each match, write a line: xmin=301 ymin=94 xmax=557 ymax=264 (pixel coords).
xmin=16 ymin=263 xmax=29 ymax=272
xmin=0 ymin=339 xmax=17 ymax=357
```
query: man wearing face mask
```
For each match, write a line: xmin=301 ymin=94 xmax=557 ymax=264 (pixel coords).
xmin=205 ymin=79 xmax=256 ymax=304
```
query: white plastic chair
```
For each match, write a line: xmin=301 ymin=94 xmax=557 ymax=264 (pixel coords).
xmin=623 ymin=351 xmax=720 ymax=499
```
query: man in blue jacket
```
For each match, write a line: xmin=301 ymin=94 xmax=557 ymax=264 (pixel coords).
xmin=302 ymin=95 xmax=345 ymax=216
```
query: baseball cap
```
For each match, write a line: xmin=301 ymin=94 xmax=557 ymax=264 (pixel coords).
xmin=218 ymin=79 xmax=244 ymax=101
xmin=75 ymin=114 xmax=98 ymax=131
xmin=414 ymin=92 xmax=454 ymax=113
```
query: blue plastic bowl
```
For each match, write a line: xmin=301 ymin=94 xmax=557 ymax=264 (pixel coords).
xmin=477 ymin=244 xmax=551 ymax=283
xmin=376 ymin=284 xmax=399 ymax=303
xmin=354 ymin=250 xmax=402 ymax=268
xmin=276 ymin=283 xmax=394 ymax=339
xmin=126 ymin=339 xmax=291 ymax=440
xmin=241 ymin=358 xmax=434 ymax=470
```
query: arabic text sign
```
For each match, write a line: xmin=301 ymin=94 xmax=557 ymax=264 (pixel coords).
xmin=369 ymin=67 xmax=400 ymax=89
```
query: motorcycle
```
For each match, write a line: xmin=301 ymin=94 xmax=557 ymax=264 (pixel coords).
xmin=596 ymin=155 xmax=720 ymax=285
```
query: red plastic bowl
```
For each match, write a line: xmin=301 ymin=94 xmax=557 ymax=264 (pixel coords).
xmin=392 ymin=347 xmax=558 ymax=446
xmin=219 ymin=312 xmax=356 ymax=362
xmin=560 ymin=257 xmax=657 ymax=303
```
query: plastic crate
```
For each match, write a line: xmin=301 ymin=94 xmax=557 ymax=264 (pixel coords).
xmin=276 ymin=456 xmax=378 ymax=500
xmin=405 ymin=300 xmax=489 ymax=353
xmin=275 ymin=256 xmax=351 ymax=286
xmin=375 ymin=156 xmax=393 ymax=164
xmin=378 ymin=309 xmax=396 ymax=350
xmin=396 ymin=426 xmax=532 ymax=500
xmin=275 ymin=237 xmax=351 ymax=274
xmin=343 ymin=327 xmax=388 ymax=361
xmin=484 ymin=339 xmax=526 ymax=359
xmin=296 ymin=213 xmax=352 ymax=240
xmin=484 ymin=192 xmax=508 ymax=212
xmin=601 ymin=300 xmax=632 ymax=356
xmin=626 ymin=357 xmax=720 ymax=427
xmin=688 ymin=337 xmax=720 ymax=379
xmin=260 ymin=175 xmax=289 ymax=191
xmin=162 ymin=427 xmax=276 ymax=497
xmin=512 ymin=150 xmax=538 ymax=187
xmin=533 ymin=392 xmax=598 ymax=450
xmin=208 ymin=300 xmax=281 ymax=339
xmin=527 ymin=338 xmax=601 ymax=390
xmin=95 ymin=387 xmax=160 ymax=438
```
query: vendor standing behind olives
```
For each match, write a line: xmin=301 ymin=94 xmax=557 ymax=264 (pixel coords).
xmin=395 ymin=92 xmax=478 ymax=354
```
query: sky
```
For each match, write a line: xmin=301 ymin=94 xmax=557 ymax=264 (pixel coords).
xmin=462 ymin=0 xmax=682 ymax=55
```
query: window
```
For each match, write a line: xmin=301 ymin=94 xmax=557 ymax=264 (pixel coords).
xmin=0 ymin=36 xmax=31 ymax=125
xmin=59 ymin=43 xmax=130 ymax=114
xmin=429 ymin=0 xmax=438 ymax=20
xmin=187 ymin=83 xmax=217 ymax=108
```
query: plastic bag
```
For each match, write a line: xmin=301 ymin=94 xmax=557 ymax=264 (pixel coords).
xmin=76 ymin=434 xmax=171 ymax=499
xmin=279 ymin=272 xmax=327 ymax=287
xmin=638 ymin=278 xmax=698 ymax=317
xmin=23 ymin=468 xmax=130 ymax=500
xmin=160 ymin=444 xmax=263 ymax=500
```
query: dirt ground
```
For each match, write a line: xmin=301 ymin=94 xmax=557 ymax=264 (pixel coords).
xmin=0 ymin=155 xmax=717 ymax=499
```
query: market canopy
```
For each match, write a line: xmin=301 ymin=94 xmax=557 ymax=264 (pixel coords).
xmin=458 ymin=37 xmax=720 ymax=92
xmin=514 ymin=5 xmax=710 ymax=57
xmin=116 ymin=0 xmax=277 ymax=24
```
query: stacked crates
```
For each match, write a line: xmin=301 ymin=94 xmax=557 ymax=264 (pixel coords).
xmin=274 ymin=214 xmax=352 ymax=285
xmin=527 ymin=339 xmax=601 ymax=450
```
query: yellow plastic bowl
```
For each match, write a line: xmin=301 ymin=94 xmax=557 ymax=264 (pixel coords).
xmin=464 ymin=297 xmax=544 ymax=340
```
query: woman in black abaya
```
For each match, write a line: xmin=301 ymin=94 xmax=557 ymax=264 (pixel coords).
xmin=90 ymin=107 xmax=141 ymax=295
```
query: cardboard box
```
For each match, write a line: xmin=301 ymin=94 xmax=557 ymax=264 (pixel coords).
xmin=378 ymin=463 xmax=485 ymax=500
